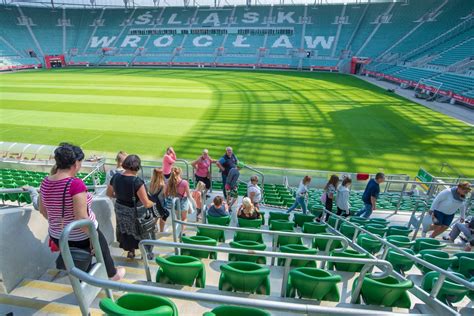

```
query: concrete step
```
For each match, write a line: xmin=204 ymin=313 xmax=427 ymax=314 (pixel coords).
xmin=0 ymin=293 xmax=103 ymax=316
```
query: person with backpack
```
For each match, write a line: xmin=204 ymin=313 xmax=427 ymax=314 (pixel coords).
xmin=216 ymin=146 xmax=238 ymax=199
xmin=149 ymin=168 xmax=169 ymax=233
xmin=225 ymin=161 xmax=245 ymax=209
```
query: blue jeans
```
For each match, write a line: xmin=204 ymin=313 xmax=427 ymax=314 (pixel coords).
xmin=221 ymin=174 xmax=227 ymax=198
xmin=356 ymin=203 xmax=373 ymax=218
xmin=287 ymin=196 xmax=307 ymax=214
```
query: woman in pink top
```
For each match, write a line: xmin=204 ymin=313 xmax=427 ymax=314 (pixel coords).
xmin=191 ymin=149 xmax=216 ymax=197
xmin=165 ymin=167 xmax=194 ymax=224
xmin=39 ymin=143 xmax=125 ymax=280
xmin=162 ymin=147 xmax=177 ymax=179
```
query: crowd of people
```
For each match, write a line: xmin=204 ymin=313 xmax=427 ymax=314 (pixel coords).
xmin=31 ymin=142 xmax=472 ymax=283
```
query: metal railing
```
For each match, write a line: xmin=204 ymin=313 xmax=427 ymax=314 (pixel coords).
xmin=59 ymin=222 xmax=398 ymax=315
xmin=169 ymin=198 xmax=349 ymax=265
xmin=320 ymin=208 xmax=474 ymax=314
xmin=59 ymin=198 xmax=400 ymax=315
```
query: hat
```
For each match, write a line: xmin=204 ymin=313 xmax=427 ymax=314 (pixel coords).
xmin=237 ymin=161 xmax=245 ymax=169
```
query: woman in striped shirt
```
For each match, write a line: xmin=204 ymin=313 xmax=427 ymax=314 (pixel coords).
xmin=39 ymin=143 xmax=125 ymax=281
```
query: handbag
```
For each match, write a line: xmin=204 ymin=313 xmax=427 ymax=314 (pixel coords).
xmin=132 ymin=177 xmax=157 ymax=236
xmin=55 ymin=178 xmax=93 ymax=272
xmin=150 ymin=187 xmax=170 ymax=219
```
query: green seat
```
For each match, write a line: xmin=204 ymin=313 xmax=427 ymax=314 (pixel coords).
xmin=328 ymin=249 xmax=370 ymax=272
xmin=181 ymin=235 xmax=217 ymax=259
xmin=219 ymin=261 xmax=271 ymax=295
xmin=286 ymin=267 xmax=341 ymax=301
xmin=269 ymin=211 xmax=290 ymax=222
xmin=422 ymin=271 xmax=469 ymax=305
xmin=356 ymin=233 xmax=382 ymax=254
xmin=364 ymin=224 xmax=388 ymax=237
xmin=352 ymin=275 xmax=413 ymax=308
xmin=327 ymin=216 xmax=340 ymax=229
xmin=203 ymin=305 xmax=271 ymax=316
xmin=270 ymin=219 xmax=294 ymax=231
xmin=313 ymin=233 xmax=343 ymax=251
xmin=350 ymin=217 xmax=369 ymax=225
xmin=234 ymin=217 xmax=263 ymax=243
xmin=387 ymin=225 xmax=412 ymax=236
xmin=413 ymin=238 xmax=446 ymax=253
xmin=416 ymin=249 xmax=456 ymax=274
xmin=340 ymin=222 xmax=357 ymax=239
xmin=386 ymin=249 xmax=418 ymax=274
xmin=229 ymin=240 xmax=266 ymax=264
xmin=99 ymin=293 xmax=178 ymax=316
xmin=303 ymin=221 xmax=327 ymax=234
xmin=386 ymin=235 xmax=415 ymax=248
xmin=278 ymin=244 xmax=317 ymax=267
xmin=452 ymin=252 xmax=474 ymax=278
xmin=277 ymin=230 xmax=302 ymax=247
xmin=198 ymin=215 xmax=231 ymax=242
xmin=155 ymin=255 xmax=205 ymax=288
xmin=293 ymin=213 xmax=315 ymax=227
xmin=368 ymin=218 xmax=389 ymax=226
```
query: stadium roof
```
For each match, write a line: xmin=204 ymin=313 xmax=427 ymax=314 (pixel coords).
xmin=4 ymin=0 xmax=396 ymax=8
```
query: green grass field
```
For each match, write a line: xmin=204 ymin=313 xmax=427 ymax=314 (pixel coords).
xmin=1 ymin=68 xmax=473 ymax=177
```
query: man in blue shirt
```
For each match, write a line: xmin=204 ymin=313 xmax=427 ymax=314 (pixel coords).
xmin=356 ymin=172 xmax=385 ymax=218
xmin=216 ymin=146 xmax=238 ymax=198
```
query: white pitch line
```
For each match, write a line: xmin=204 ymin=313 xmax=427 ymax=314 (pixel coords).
xmin=80 ymin=134 xmax=103 ymax=147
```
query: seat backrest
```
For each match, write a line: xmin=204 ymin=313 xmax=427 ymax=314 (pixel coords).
xmin=361 ymin=276 xmax=413 ymax=308
xmin=156 ymin=256 xmax=204 ymax=286
xmin=221 ymin=262 xmax=270 ymax=293
xmin=238 ymin=217 xmax=262 ymax=228
xmin=207 ymin=215 xmax=231 ymax=226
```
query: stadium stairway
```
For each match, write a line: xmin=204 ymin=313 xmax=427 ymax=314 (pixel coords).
xmin=1 ymin=192 xmax=473 ymax=315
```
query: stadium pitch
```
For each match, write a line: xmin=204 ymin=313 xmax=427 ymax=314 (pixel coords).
xmin=1 ymin=68 xmax=473 ymax=177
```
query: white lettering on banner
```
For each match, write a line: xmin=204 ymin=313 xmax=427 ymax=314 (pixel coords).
xmin=272 ymin=35 xmax=292 ymax=48
xmin=168 ymin=13 xmax=182 ymax=25
xmin=90 ymin=36 xmax=116 ymax=48
xmin=120 ymin=35 xmax=141 ymax=47
xmin=304 ymin=36 xmax=334 ymax=49
xmin=135 ymin=12 xmax=152 ymax=25
xmin=242 ymin=12 xmax=259 ymax=24
xmin=202 ymin=13 xmax=220 ymax=26
xmin=193 ymin=35 xmax=213 ymax=47
xmin=153 ymin=35 xmax=173 ymax=47
xmin=277 ymin=12 xmax=295 ymax=24
xmin=232 ymin=35 xmax=250 ymax=47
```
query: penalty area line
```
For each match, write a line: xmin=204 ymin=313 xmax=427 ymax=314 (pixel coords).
xmin=81 ymin=134 xmax=103 ymax=147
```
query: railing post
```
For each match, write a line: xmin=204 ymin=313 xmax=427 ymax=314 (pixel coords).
xmin=170 ymin=197 xmax=179 ymax=255
xmin=430 ymin=274 xmax=446 ymax=298
xmin=351 ymin=264 xmax=371 ymax=304
xmin=412 ymin=206 xmax=428 ymax=241
xmin=280 ymin=258 xmax=292 ymax=297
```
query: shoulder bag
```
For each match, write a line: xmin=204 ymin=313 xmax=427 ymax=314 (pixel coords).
xmin=132 ymin=177 xmax=157 ymax=236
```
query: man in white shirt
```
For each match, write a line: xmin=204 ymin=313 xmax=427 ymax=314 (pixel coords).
xmin=427 ymin=182 xmax=471 ymax=238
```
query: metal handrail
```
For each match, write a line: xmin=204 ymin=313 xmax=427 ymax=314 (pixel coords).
xmin=138 ymin=239 xmax=393 ymax=298
xmin=68 ymin=266 xmax=402 ymax=316
xmin=320 ymin=209 xmax=474 ymax=293
xmin=59 ymin=219 xmax=398 ymax=316
xmin=175 ymin=158 xmax=190 ymax=180
xmin=0 ymin=185 xmax=106 ymax=195
xmin=169 ymin=197 xmax=349 ymax=266
xmin=81 ymin=159 xmax=106 ymax=185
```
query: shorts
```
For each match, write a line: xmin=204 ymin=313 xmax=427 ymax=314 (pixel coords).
xmin=226 ymin=187 xmax=238 ymax=198
xmin=164 ymin=173 xmax=171 ymax=179
xmin=165 ymin=196 xmax=189 ymax=214
xmin=195 ymin=175 xmax=211 ymax=189
xmin=433 ymin=210 xmax=454 ymax=226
